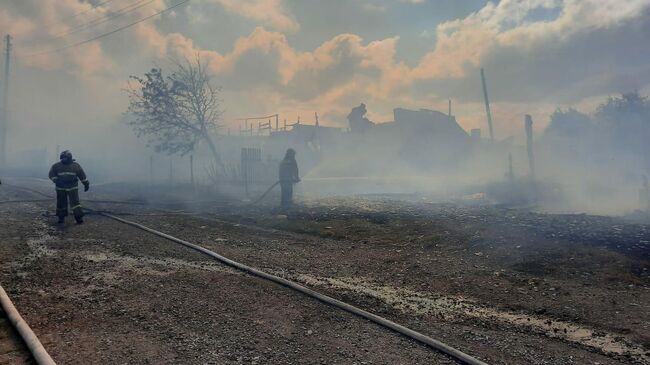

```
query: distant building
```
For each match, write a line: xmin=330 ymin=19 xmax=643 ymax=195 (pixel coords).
xmin=393 ymin=108 xmax=469 ymax=140
xmin=270 ymin=124 xmax=342 ymax=149
xmin=227 ymin=106 xmax=476 ymax=176
xmin=367 ymin=108 xmax=472 ymax=169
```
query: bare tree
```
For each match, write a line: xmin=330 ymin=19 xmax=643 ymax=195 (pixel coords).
xmin=126 ymin=56 xmax=224 ymax=169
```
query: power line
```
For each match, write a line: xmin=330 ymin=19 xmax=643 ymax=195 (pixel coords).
xmin=66 ymin=0 xmax=121 ymax=20
xmin=24 ymin=0 xmax=144 ymax=47
xmin=53 ymin=0 xmax=157 ymax=39
xmin=25 ymin=0 xmax=190 ymax=57
xmin=43 ymin=0 xmax=121 ymax=28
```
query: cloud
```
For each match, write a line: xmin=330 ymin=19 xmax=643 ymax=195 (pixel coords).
xmin=132 ymin=20 xmax=404 ymax=96
xmin=411 ymin=0 xmax=650 ymax=81
xmin=3 ymin=0 xmax=173 ymax=74
xmin=363 ymin=3 xmax=387 ymax=12
xmin=211 ymin=0 xmax=299 ymax=32
xmin=120 ymin=0 xmax=650 ymax=131
xmin=2 ymin=0 xmax=650 ymax=142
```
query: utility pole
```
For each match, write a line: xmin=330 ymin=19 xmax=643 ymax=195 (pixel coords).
xmin=448 ymin=100 xmax=452 ymax=117
xmin=525 ymin=115 xmax=536 ymax=180
xmin=480 ymin=68 xmax=495 ymax=143
xmin=641 ymin=175 xmax=650 ymax=211
xmin=0 ymin=34 xmax=11 ymax=168
xmin=508 ymin=153 xmax=515 ymax=187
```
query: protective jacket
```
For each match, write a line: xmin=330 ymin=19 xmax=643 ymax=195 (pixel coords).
xmin=279 ymin=158 xmax=299 ymax=183
xmin=48 ymin=161 xmax=88 ymax=191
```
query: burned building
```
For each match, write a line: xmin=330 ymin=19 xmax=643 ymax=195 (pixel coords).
xmin=362 ymin=108 xmax=472 ymax=170
xmin=270 ymin=124 xmax=343 ymax=151
xmin=394 ymin=108 xmax=470 ymax=167
xmin=220 ymin=105 xmax=477 ymax=187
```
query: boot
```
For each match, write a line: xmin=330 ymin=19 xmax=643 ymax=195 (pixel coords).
xmin=75 ymin=216 xmax=84 ymax=224
xmin=57 ymin=216 xmax=65 ymax=224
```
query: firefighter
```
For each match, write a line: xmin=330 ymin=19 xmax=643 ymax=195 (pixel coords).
xmin=48 ymin=150 xmax=89 ymax=224
xmin=278 ymin=148 xmax=300 ymax=210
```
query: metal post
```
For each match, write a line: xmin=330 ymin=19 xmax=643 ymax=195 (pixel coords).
xmin=525 ymin=115 xmax=535 ymax=180
xmin=448 ymin=100 xmax=452 ymax=117
xmin=275 ymin=114 xmax=279 ymax=131
xmin=480 ymin=68 xmax=495 ymax=143
xmin=641 ymin=175 xmax=650 ymax=211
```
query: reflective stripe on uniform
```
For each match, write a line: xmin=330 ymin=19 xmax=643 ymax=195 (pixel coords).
xmin=80 ymin=179 xmax=88 ymax=183
xmin=70 ymin=205 xmax=82 ymax=210
xmin=56 ymin=187 xmax=78 ymax=191
xmin=51 ymin=177 xmax=58 ymax=180
xmin=57 ymin=172 xmax=77 ymax=176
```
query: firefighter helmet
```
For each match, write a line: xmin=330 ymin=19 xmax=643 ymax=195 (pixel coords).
xmin=284 ymin=148 xmax=296 ymax=159
xmin=60 ymin=150 xmax=73 ymax=162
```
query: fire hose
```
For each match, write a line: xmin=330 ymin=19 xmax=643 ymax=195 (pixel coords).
xmin=0 ymin=285 xmax=57 ymax=365
xmin=248 ymin=181 xmax=280 ymax=206
xmin=100 ymin=212 xmax=490 ymax=365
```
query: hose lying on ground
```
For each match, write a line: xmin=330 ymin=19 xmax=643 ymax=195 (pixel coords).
xmin=1 ymin=184 xmax=54 ymax=199
xmin=0 ymin=285 xmax=57 ymax=365
xmin=0 ymin=199 xmax=52 ymax=205
xmin=4 ymin=179 xmax=487 ymax=363
xmin=0 ymin=199 xmax=150 ymax=206
xmin=100 ymin=212 xmax=489 ymax=365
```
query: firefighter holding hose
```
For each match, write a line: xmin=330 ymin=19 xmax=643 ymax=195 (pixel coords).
xmin=48 ymin=150 xmax=90 ymax=224
xmin=279 ymin=148 xmax=300 ymax=210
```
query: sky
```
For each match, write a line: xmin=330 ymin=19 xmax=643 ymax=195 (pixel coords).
xmin=1 ymin=0 xmax=650 ymax=154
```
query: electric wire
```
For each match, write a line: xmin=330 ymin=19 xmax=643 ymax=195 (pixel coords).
xmin=52 ymin=0 xmax=158 ymax=39
xmin=23 ymin=0 xmax=190 ymax=57
xmin=42 ymin=0 xmax=120 ymax=28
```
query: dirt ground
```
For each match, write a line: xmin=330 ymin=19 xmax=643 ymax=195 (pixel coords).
xmin=0 ymin=179 xmax=649 ymax=364
xmin=0 ymin=308 xmax=33 ymax=365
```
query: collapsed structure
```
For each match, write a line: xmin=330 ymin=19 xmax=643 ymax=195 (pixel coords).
xmin=218 ymin=103 xmax=494 ymax=188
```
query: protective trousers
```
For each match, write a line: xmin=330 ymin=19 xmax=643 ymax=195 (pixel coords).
xmin=56 ymin=188 xmax=83 ymax=219
xmin=280 ymin=182 xmax=293 ymax=209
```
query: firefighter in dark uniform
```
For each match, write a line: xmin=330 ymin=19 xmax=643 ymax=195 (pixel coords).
xmin=279 ymin=148 xmax=300 ymax=210
xmin=48 ymin=150 xmax=90 ymax=224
